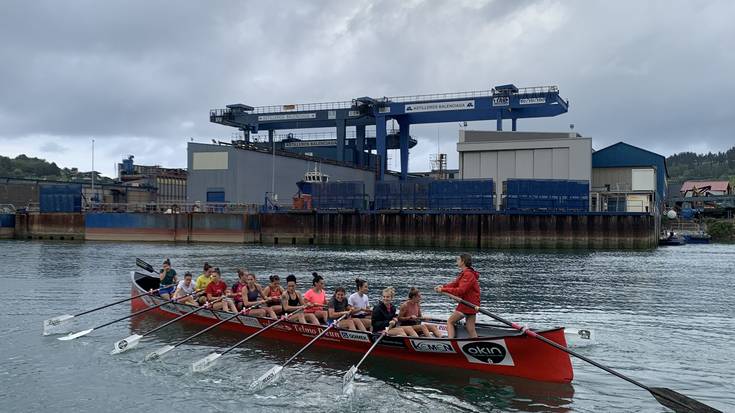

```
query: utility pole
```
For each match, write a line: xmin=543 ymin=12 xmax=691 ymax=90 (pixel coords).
xmin=91 ymin=138 xmax=95 ymax=203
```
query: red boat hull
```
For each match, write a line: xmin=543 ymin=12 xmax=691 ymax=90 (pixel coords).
xmin=130 ymin=273 xmax=573 ymax=383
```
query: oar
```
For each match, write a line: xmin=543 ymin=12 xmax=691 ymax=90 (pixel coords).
xmin=57 ymin=291 xmax=200 ymax=341
xmin=135 ymin=258 xmax=156 ymax=274
xmin=442 ymin=292 xmax=721 ymax=413
xmin=249 ymin=313 xmax=349 ymax=391
xmin=144 ymin=301 xmax=265 ymax=361
xmin=111 ymin=295 xmax=222 ymax=354
xmin=342 ymin=323 xmax=393 ymax=396
xmin=191 ymin=307 xmax=306 ymax=372
xmin=43 ymin=282 xmax=176 ymax=335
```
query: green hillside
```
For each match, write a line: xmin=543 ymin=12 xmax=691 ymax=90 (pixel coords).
xmin=666 ymin=146 xmax=735 ymax=184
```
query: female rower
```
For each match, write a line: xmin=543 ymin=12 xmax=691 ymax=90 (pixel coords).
xmin=328 ymin=287 xmax=359 ymax=330
xmin=399 ymin=288 xmax=442 ymax=337
xmin=281 ymin=274 xmax=320 ymax=325
xmin=348 ymin=278 xmax=372 ymax=331
xmin=173 ymin=272 xmax=199 ymax=306
xmin=241 ymin=273 xmax=277 ymax=319
xmin=195 ymin=263 xmax=213 ymax=304
xmin=231 ymin=269 xmax=248 ymax=311
xmin=205 ymin=269 xmax=238 ymax=313
xmin=158 ymin=259 xmax=177 ymax=300
xmin=303 ymin=272 xmax=328 ymax=324
xmin=371 ymin=287 xmax=412 ymax=336
xmin=262 ymin=275 xmax=284 ymax=315
xmin=434 ymin=253 xmax=480 ymax=339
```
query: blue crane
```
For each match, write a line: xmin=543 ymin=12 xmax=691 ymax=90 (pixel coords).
xmin=210 ymin=84 xmax=568 ymax=180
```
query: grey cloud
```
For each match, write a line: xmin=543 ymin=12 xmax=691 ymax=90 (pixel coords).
xmin=0 ymin=0 xmax=733 ymax=176
xmin=39 ymin=141 xmax=68 ymax=154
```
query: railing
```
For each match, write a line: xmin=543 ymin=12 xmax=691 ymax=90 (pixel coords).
xmin=0 ymin=204 xmax=16 ymax=214
xmin=83 ymin=202 xmax=261 ymax=214
xmin=211 ymin=85 xmax=561 ymax=116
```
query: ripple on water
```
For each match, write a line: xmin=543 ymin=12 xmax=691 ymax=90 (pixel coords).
xmin=0 ymin=241 xmax=733 ymax=412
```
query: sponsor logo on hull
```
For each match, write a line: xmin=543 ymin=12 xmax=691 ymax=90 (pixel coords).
xmin=378 ymin=335 xmax=407 ymax=348
xmin=460 ymin=340 xmax=515 ymax=366
xmin=410 ymin=340 xmax=456 ymax=353
xmin=340 ymin=331 xmax=371 ymax=343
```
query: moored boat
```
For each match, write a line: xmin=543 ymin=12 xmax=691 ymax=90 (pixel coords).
xmin=130 ymin=271 xmax=574 ymax=383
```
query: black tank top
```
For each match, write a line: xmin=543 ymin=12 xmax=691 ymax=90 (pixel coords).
xmin=287 ymin=291 xmax=300 ymax=307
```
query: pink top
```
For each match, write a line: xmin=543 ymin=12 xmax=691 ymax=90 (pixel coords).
xmin=303 ymin=288 xmax=326 ymax=313
xmin=401 ymin=301 xmax=421 ymax=318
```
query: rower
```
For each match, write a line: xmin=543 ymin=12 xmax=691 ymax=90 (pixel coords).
xmin=281 ymin=274 xmax=320 ymax=325
xmin=231 ymin=269 xmax=248 ymax=311
xmin=262 ymin=275 xmax=284 ymax=315
xmin=303 ymin=272 xmax=328 ymax=324
xmin=434 ymin=253 xmax=480 ymax=339
xmin=328 ymin=287 xmax=359 ymax=330
xmin=348 ymin=278 xmax=372 ymax=331
xmin=241 ymin=273 xmax=277 ymax=319
xmin=398 ymin=288 xmax=441 ymax=337
xmin=173 ymin=272 xmax=199 ymax=306
xmin=195 ymin=263 xmax=214 ymax=305
xmin=158 ymin=259 xmax=177 ymax=300
xmin=205 ymin=269 xmax=238 ymax=313
xmin=371 ymin=287 xmax=412 ymax=336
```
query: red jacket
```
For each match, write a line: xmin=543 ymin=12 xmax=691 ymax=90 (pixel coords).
xmin=442 ymin=267 xmax=480 ymax=315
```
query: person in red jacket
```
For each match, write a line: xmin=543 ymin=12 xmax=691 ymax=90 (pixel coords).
xmin=434 ymin=253 xmax=480 ymax=338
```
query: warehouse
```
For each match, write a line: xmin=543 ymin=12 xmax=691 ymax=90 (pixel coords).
xmin=186 ymin=142 xmax=391 ymax=205
xmin=591 ymin=142 xmax=668 ymax=213
xmin=457 ymin=131 xmax=592 ymax=209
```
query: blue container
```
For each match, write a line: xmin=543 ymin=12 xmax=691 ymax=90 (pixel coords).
xmin=503 ymin=179 xmax=588 ymax=212
xmin=313 ymin=181 xmax=366 ymax=210
xmin=428 ymin=179 xmax=494 ymax=211
xmin=39 ymin=184 xmax=82 ymax=213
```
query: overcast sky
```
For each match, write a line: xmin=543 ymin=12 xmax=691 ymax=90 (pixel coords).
xmin=1 ymin=0 xmax=733 ymax=176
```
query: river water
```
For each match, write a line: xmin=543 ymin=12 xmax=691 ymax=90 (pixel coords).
xmin=0 ymin=240 xmax=733 ymax=412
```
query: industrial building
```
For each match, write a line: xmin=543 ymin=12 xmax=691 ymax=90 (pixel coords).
xmin=186 ymin=142 xmax=394 ymax=205
xmin=457 ymin=131 xmax=592 ymax=209
xmin=591 ymin=142 xmax=668 ymax=213
xmin=117 ymin=156 xmax=187 ymax=205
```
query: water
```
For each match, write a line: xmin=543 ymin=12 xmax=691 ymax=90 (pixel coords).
xmin=1 ymin=240 xmax=733 ymax=412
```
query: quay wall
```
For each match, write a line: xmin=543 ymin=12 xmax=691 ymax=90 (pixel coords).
xmin=10 ymin=212 xmax=657 ymax=249
xmin=15 ymin=213 xmax=85 ymax=240
xmin=0 ymin=213 xmax=15 ymax=239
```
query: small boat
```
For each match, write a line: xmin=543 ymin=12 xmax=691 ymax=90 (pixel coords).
xmin=130 ymin=272 xmax=574 ymax=383
xmin=659 ymin=232 xmax=687 ymax=246
xmin=683 ymin=233 xmax=711 ymax=244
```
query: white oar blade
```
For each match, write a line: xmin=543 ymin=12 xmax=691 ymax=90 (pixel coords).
xmin=145 ymin=345 xmax=175 ymax=361
xmin=58 ymin=328 xmax=94 ymax=341
xmin=342 ymin=365 xmax=358 ymax=396
xmin=110 ymin=334 xmax=143 ymax=355
xmin=565 ymin=328 xmax=595 ymax=347
xmin=43 ymin=314 xmax=74 ymax=335
xmin=191 ymin=353 xmax=221 ymax=373
xmin=249 ymin=366 xmax=282 ymax=391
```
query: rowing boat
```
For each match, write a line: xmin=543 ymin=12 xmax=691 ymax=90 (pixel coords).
xmin=129 ymin=271 xmax=574 ymax=383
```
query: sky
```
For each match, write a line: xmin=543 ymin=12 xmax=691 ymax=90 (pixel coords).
xmin=1 ymin=0 xmax=733 ymax=177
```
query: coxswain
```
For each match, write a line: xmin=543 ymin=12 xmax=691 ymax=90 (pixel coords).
xmin=434 ymin=253 xmax=480 ymax=339
xmin=348 ymin=278 xmax=372 ymax=331
xmin=158 ymin=259 xmax=177 ymax=300
xmin=173 ymin=272 xmax=199 ymax=306
xmin=303 ymin=272 xmax=328 ymax=324
xmin=371 ymin=287 xmax=410 ymax=336
xmin=241 ymin=273 xmax=277 ymax=319
xmin=262 ymin=275 xmax=284 ymax=315
xmin=398 ymin=288 xmax=441 ymax=337
xmin=281 ymin=274 xmax=320 ymax=325
xmin=205 ymin=269 xmax=238 ymax=313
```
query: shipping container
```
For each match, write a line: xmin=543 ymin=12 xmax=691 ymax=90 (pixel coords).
xmin=503 ymin=179 xmax=589 ymax=212
xmin=39 ymin=184 xmax=82 ymax=213
xmin=374 ymin=180 xmax=430 ymax=210
xmin=312 ymin=181 xmax=366 ymax=210
xmin=428 ymin=179 xmax=494 ymax=211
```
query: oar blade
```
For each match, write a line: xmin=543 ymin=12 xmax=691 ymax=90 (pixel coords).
xmin=191 ymin=353 xmax=221 ymax=373
xmin=135 ymin=258 xmax=155 ymax=273
xmin=145 ymin=345 xmax=175 ymax=361
xmin=110 ymin=334 xmax=143 ymax=355
xmin=649 ymin=387 xmax=722 ymax=413
xmin=58 ymin=328 xmax=94 ymax=341
xmin=43 ymin=314 xmax=75 ymax=335
xmin=342 ymin=365 xmax=358 ymax=396
xmin=249 ymin=366 xmax=282 ymax=391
